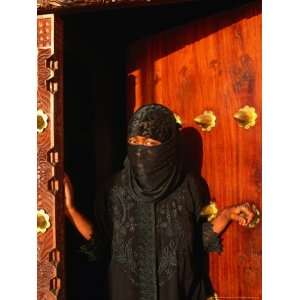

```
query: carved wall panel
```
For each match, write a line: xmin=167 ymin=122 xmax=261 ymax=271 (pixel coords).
xmin=37 ymin=14 xmax=64 ymax=300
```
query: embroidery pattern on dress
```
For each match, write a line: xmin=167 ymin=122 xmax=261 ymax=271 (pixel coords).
xmin=109 ymin=185 xmax=139 ymax=284
xmin=109 ymin=184 xmax=158 ymax=300
xmin=156 ymin=188 xmax=186 ymax=287
xmin=109 ymin=183 xmax=187 ymax=290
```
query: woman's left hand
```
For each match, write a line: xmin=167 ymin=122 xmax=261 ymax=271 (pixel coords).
xmin=226 ymin=203 xmax=255 ymax=227
xmin=211 ymin=202 xmax=255 ymax=234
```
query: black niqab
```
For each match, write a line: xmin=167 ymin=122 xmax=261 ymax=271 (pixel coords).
xmin=125 ymin=104 xmax=184 ymax=203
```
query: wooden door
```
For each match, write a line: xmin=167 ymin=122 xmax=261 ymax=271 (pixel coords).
xmin=37 ymin=14 xmax=65 ymax=300
xmin=127 ymin=1 xmax=261 ymax=299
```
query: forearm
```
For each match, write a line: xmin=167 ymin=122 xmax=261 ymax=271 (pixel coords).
xmin=211 ymin=209 xmax=231 ymax=235
xmin=66 ymin=207 xmax=94 ymax=240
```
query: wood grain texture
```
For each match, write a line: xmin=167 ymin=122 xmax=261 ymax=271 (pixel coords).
xmin=127 ymin=1 xmax=261 ymax=299
xmin=37 ymin=14 xmax=65 ymax=300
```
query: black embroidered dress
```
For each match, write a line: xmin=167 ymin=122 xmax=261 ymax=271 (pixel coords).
xmin=82 ymin=104 xmax=221 ymax=300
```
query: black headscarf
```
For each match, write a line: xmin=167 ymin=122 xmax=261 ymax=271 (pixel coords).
xmin=124 ymin=104 xmax=184 ymax=203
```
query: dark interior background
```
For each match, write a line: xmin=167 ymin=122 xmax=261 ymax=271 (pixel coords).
xmin=63 ymin=1 xmax=254 ymax=299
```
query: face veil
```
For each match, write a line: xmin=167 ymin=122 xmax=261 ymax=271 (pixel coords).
xmin=124 ymin=104 xmax=184 ymax=203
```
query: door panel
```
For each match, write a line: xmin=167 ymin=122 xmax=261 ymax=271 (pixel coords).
xmin=127 ymin=2 xmax=261 ymax=299
xmin=37 ymin=14 xmax=65 ymax=300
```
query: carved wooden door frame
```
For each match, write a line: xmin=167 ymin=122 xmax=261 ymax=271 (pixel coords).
xmin=37 ymin=14 xmax=64 ymax=300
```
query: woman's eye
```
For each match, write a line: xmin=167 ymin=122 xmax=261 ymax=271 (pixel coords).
xmin=145 ymin=140 xmax=155 ymax=146
xmin=129 ymin=138 xmax=137 ymax=144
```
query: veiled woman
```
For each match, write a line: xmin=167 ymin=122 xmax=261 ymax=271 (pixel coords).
xmin=64 ymin=103 xmax=254 ymax=300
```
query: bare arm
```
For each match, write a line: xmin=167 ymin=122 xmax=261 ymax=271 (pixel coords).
xmin=64 ymin=173 xmax=94 ymax=240
xmin=211 ymin=203 xmax=254 ymax=235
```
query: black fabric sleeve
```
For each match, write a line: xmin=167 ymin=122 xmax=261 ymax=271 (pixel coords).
xmin=186 ymin=173 xmax=223 ymax=253
xmin=79 ymin=179 xmax=113 ymax=262
xmin=202 ymin=221 xmax=223 ymax=253
xmin=79 ymin=225 xmax=104 ymax=262
xmin=187 ymin=174 xmax=211 ymax=222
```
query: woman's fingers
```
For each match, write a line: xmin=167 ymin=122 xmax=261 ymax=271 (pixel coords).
xmin=230 ymin=203 xmax=255 ymax=226
xmin=63 ymin=173 xmax=74 ymax=209
xmin=238 ymin=204 xmax=255 ymax=225
xmin=230 ymin=213 xmax=247 ymax=226
xmin=64 ymin=177 xmax=70 ymax=197
xmin=64 ymin=173 xmax=72 ymax=189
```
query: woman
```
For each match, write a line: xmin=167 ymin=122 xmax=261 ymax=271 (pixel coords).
xmin=64 ymin=104 xmax=254 ymax=300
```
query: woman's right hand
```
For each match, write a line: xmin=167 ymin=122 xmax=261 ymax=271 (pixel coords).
xmin=63 ymin=172 xmax=94 ymax=240
xmin=64 ymin=172 xmax=75 ymax=214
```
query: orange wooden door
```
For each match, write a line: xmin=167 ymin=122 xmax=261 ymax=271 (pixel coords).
xmin=127 ymin=2 xmax=261 ymax=299
xmin=37 ymin=14 xmax=65 ymax=300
